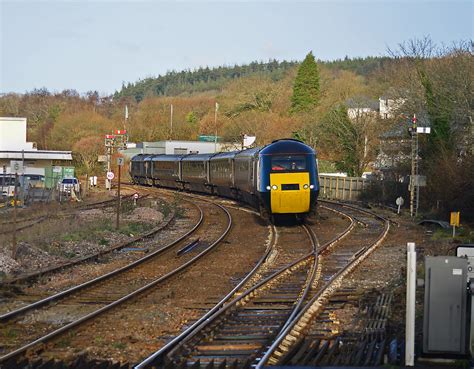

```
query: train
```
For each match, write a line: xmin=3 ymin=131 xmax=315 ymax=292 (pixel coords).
xmin=130 ymin=139 xmax=319 ymax=219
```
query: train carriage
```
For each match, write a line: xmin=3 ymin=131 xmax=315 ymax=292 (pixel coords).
xmin=209 ymin=152 xmax=236 ymax=198
xmin=233 ymin=148 xmax=259 ymax=207
xmin=131 ymin=139 xmax=319 ymax=220
xmin=143 ymin=155 xmax=154 ymax=185
xmin=130 ymin=154 xmax=154 ymax=185
xmin=181 ymin=153 xmax=214 ymax=193
xmin=151 ymin=154 xmax=182 ymax=189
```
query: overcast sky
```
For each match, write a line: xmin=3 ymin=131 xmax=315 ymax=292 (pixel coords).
xmin=1 ymin=1 xmax=472 ymax=95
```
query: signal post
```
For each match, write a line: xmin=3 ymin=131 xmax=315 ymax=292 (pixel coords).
xmin=104 ymin=129 xmax=128 ymax=190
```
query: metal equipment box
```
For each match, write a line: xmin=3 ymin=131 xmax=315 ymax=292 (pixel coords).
xmin=423 ymin=256 xmax=468 ymax=355
xmin=456 ymin=245 xmax=474 ymax=357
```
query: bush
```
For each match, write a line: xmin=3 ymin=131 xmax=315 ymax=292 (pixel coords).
xmin=359 ymin=179 xmax=409 ymax=207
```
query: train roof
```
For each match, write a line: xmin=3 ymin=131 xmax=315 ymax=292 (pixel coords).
xmin=210 ymin=151 xmax=239 ymax=160
xmin=234 ymin=147 xmax=260 ymax=158
xmin=181 ymin=153 xmax=216 ymax=161
xmin=131 ymin=154 xmax=156 ymax=161
xmin=259 ymin=139 xmax=315 ymax=155
xmin=151 ymin=154 xmax=184 ymax=161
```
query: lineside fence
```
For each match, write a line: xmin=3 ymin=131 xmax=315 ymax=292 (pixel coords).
xmin=319 ymin=175 xmax=410 ymax=209
xmin=318 ymin=175 xmax=369 ymax=202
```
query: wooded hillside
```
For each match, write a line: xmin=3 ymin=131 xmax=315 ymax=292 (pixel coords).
xmin=1 ymin=38 xmax=472 ymax=218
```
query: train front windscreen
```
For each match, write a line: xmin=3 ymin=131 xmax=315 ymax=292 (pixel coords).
xmin=270 ymin=155 xmax=307 ymax=172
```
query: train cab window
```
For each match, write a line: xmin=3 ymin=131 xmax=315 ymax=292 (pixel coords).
xmin=271 ymin=155 xmax=307 ymax=171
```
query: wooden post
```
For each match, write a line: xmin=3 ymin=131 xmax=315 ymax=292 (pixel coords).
xmin=116 ymin=165 xmax=121 ymax=230
xmin=342 ymin=177 xmax=346 ymax=200
xmin=349 ymin=178 xmax=353 ymax=201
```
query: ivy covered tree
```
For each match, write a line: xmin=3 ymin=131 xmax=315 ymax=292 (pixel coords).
xmin=318 ymin=104 xmax=378 ymax=176
xmin=291 ymin=52 xmax=320 ymax=113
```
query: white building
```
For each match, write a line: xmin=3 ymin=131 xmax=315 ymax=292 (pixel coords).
xmin=379 ymin=97 xmax=406 ymax=119
xmin=346 ymin=98 xmax=379 ymax=120
xmin=345 ymin=96 xmax=407 ymax=121
xmin=0 ymin=117 xmax=72 ymax=177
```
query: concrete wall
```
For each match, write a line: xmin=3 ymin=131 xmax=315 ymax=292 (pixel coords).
xmin=0 ymin=117 xmax=34 ymax=151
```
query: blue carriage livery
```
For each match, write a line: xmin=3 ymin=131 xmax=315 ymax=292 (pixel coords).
xmin=130 ymin=139 xmax=319 ymax=217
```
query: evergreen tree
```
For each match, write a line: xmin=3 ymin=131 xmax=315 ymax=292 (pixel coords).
xmin=291 ymin=52 xmax=320 ymax=112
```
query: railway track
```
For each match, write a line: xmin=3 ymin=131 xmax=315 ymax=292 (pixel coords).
xmin=1 ymin=186 xmax=392 ymax=368
xmin=135 ymin=200 xmax=388 ymax=369
xmin=276 ymin=291 xmax=392 ymax=366
xmin=0 ymin=197 xmax=232 ymax=366
xmin=0 ymin=193 xmax=174 ymax=286
xmin=257 ymin=201 xmax=390 ymax=367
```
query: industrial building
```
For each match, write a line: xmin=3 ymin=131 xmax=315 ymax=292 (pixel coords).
xmin=120 ymin=140 xmax=237 ymax=159
xmin=0 ymin=117 xmax=73 ymax=192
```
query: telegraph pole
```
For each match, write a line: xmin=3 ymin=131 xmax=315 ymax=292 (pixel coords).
xmin=170 ymin=103 xmax=173 ymax=139
xmin=214 ymin=102 xmax=219 ymax=152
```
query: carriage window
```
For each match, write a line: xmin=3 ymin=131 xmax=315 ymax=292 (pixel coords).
xmin=271 ymin=155 xmax=307 ymax=171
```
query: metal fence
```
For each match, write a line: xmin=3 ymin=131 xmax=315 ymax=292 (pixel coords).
xmin=319 ymin=175 xmax=369 ymax=201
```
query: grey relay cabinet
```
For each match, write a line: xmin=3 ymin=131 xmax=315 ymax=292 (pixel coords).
xmin=423 ymin=256 xmax=469 ymax=355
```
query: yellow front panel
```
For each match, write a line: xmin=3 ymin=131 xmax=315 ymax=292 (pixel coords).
xmin=270 ymin=172 xmax=310 ymax=213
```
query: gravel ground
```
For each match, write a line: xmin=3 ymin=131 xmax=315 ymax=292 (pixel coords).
xmin=0 ymin=195 xmax=165 ymax=279
xmin=33 ymin=204 xmax=271 ymax=364
xmin=2 ymin=196 xmax=464 ymax=367
xmin=314 ymin=208 xmax=464 ymax=363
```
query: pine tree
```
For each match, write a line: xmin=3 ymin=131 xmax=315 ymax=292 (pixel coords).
xmin=291 ymin=52 xmax=320 ymax=112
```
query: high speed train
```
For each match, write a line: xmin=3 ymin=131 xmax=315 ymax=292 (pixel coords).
xmin=130 ymin=139 xmax=319 ymax=218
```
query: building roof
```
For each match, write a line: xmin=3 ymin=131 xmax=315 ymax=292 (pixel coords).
xmin=345 ymin=97 xmax=379 ymax=110
xmin=0 ymin=150 xmax=72 ymax=160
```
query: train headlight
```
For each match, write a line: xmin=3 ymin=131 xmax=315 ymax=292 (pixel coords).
xmin=303 ymin=184 xmax=309 ymax=189
xmin=310 ymin=184 xmax=315 ymax=189
xmin=271 ymin=185 xmax=278 ymax=190
xmin=266 ymin=185 xmax=271 ymax=190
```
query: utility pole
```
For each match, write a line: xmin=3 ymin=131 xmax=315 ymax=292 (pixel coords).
xmin=170 ymin=103 xmax=173 ymax=140
xmin=214 ymin=102 xmax=219 ymax=152
xmin=125 ymin=105 xmax=129 ymax=130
